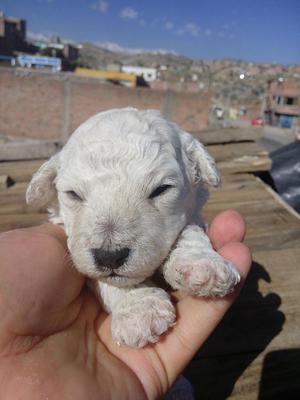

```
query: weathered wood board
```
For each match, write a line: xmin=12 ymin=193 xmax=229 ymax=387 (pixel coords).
xmin=0 ymin=133 xmax=299 ymax=399
xmin=192 ymin=127 xmax=263 ymax=145
xmin=185 ymin=248 xmax=300 ymax=399
xmin=0 ymin=140 xmax=62 ymax=161
xmin=0 ymin=159 xmax=44 ymax=183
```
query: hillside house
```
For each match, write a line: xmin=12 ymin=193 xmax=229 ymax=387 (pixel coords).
xmin=0 ymin=11 xmax=26 ymax=55
xmin=264 ymin=79 xmax=300 ymax=129
xmin=121 ymin=65 xmax=157 ymax=82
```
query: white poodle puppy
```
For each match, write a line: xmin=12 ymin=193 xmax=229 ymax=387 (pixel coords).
xmin=26 ymin=108 xmax=240 ymax=347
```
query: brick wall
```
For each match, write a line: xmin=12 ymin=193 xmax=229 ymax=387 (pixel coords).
xmin=0 ymin=68 xmax=211 ymax=139
xmin=0 ymin=69 xmax=65 ymax=139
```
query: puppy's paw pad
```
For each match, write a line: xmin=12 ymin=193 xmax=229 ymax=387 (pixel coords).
xmin=112 ymin=296 xmax=176 ymax=348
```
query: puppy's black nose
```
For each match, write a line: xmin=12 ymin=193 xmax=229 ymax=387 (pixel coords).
xmin=91 ymin=247 xmax=130 ymax=270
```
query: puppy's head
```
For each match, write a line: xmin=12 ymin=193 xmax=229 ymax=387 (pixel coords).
xmin=26 ymin=108 xmax=220 ymax=287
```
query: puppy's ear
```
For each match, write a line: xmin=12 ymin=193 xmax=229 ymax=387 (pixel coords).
xmin=180 ymin=130 xmax=221 ymax=187
xmin=26 ymin=153 xmax=60 ymax=207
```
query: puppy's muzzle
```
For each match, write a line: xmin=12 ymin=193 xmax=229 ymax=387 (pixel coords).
xmin=91 ymin=247 xmax=130 ymax=270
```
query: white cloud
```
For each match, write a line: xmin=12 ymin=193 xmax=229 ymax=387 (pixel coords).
xmin=96 ymin=41 xmax=178 ymax=56
xmin=37 ymin=0 xmax=56 ymax=3
xmin=27 ymin=30 xmax=77 ymax=45
xmin=186 ymin=23 xmax=201 ymax=36
xmin=91 ymin=0 xmax=109 ymax=13
xmin=27 ymin=31 xmax=52 ymax=42
xmin=120 ymin=7 xmax=139 ymax=19
xmin=177 ymin=22 xmax=201 ymax=37
xmin=165 ymin=21 xmax=174 ymax=30
xmin=151 ymin=17 xmax=160 ymax=27
xmin=204 ymin=28 xmax=212 ymax=36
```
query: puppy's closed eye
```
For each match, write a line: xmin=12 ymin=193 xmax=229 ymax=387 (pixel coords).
xmin=149 ymin=184 xmax=173 ymax=199
xmin=65 ymin=190 xmax=83 ymax=202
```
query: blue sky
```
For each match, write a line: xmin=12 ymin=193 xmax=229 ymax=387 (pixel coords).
xmin=1 ymin=0 xmax=300 ymax=64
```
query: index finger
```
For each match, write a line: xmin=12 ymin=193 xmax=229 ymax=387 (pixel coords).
xmin=208 ymin=209 xmax=246 ymax=250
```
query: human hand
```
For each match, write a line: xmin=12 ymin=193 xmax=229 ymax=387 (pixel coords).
xmin=0 ymin=210 xmax=251 ymax=400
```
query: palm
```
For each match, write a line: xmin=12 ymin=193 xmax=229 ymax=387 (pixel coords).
xmin=0 ymin=211 xmax=251 ymax=400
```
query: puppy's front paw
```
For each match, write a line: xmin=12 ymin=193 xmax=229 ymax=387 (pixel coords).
xmin=176 ymin=255 xmax=240 ymax=297
xmin=111 ymin=292 xmax=176 ymax=348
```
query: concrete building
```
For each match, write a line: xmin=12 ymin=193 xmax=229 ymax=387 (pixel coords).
xmin=264 ymin=79 xmax=300 ymax=129
xmin=37 ymin=41 xmax=78 ymax=63
xmin=62 ymin=44 xmax=79 ymax=62
xmin=0 ymin=11 xmax=26 ymax=55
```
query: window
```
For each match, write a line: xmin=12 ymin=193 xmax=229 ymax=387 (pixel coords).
xmin=284 ymin=97 xmax=298 ymax=105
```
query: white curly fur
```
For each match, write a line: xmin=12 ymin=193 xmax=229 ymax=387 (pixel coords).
xmin=26 ymin=108 xmax=240 ymax=348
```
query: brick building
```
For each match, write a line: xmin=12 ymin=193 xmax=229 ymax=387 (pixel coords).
xmin=0 ymin=11 xmax=26 ymax=55
xmin=264 ymin=79 xmax=300 ymax=129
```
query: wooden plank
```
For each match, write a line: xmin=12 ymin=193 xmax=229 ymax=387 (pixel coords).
xmin=0 ymin=183 xmax=29 ymax=214
xmin=1 ymin=167 xmax=297 ymax=250
xmin=0 ymin=203 xmax=47 ymax=215
xmin=208 ymin=142 xmax=268 ymax=163
xmin=205 ymin=174 xmax=300 ymax=251
xmin=209 ymin=185 xmax=272 ymax=203
xmin=0 ymin=181 xmax=28 ymax=196
xmin=0 ymin=140 xmax=270 ymax=189
xmin=205 ymin=197 xmax=287 ymax=216
xmin=197 ymin=247 xmax=300 ymax=356
xmin=218 ymin=155 xmax=271 ymax=173
xmin=206 ymin=174 xmax=296 ymax=212
xmin=0 ymin=159 xmax=44 ymax=182
xmin=205 ymin=208 xmax=298 ymax=234
xmin=185 ymin=349 xmax=300 ymax=399
xmin=0 ymin=213 xmax=48 ymax=232
xmin=210 ymin=175 xmax=298 ymax=221
xmin=205 ymin=202 xmax=300 ymax=250
xmin=184 ymin=248 xmax=300 ymax=398
xmin=192 ymin=127 xmax=263 ymax=145
xmin=206 ymin=195 xmax=296 ymax=223
xmin=0 ymin=182 xmax=46 ymax=216
xmin=0 ymin=141 xmax=61 ymax=161
xmin=0 ymin=181 xmax=28 ymax=195
xmin=219 ymin=173 xmax=262 ymax=184
xmin=0 ymin=138 xmax=299 ymax=400
xmin=245 ymin=225 xmax=300 ymax=251
xmin=0 ymin=175 xmax=15 ymax=190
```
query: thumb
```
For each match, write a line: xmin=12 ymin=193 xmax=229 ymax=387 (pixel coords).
xmin=0 ymin=225 xmax=84 ymax=351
